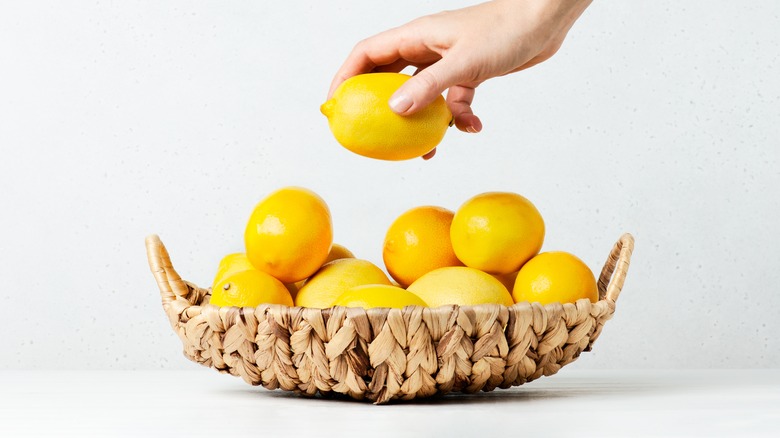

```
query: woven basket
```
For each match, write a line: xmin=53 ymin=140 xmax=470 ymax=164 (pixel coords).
xmin=146 ymin=233 xmax=634 ymax=404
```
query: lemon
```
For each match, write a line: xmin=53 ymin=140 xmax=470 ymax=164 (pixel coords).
xmin=407 ymin=266 xmax=514 ymax=307
xmin=512 ymin=251 xmax=598 ymax=305
xmin=291 ymin=243 xmax=356 ymax=292
xmin=212 ymin=253 xmax=255 ymax=290
xmin=450 ymin=192 xmax=545 ymax=275
xmin=210 ymin=269 xmax=293 ymax=307
xmin=333 ymin=284 xmax=427 ymax=309
xmin=321 ymin=73 xmax=452 ymax=161
xmin=295 ymin=258 xmax=392 ymax=308
xmin=244 ymin=187 xmax=333 ymax=283
xmin=325 ymin=243 xmax=355 ymax=263
xmin=383 ymin=206 xmax=463 ymax=287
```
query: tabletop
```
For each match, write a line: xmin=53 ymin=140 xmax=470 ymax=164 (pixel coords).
xmin=1 ymin=368 xmax=778 ymax=437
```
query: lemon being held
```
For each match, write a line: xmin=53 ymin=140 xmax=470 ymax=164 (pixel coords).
xmin=512 ymin=251 xmax=598 ymax=305
xmin=321 ymin=73 xmax=452 ymax=161
xmin=244 ymin=187 xmax=333 ymax=283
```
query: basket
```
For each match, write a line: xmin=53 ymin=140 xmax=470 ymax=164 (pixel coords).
xmin=146 ymin=233 xmax=634 ymax=404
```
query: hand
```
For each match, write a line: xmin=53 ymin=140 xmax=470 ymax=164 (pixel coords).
xmin=328 ymin=0 xmax=592 ymax=158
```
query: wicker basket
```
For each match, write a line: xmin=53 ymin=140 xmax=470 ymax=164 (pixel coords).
xmin=146 ymin=233 xmax=634 ymax=404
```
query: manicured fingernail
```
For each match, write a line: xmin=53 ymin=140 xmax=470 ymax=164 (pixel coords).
xmin=388 ymin=93 xmax=413 ymax=113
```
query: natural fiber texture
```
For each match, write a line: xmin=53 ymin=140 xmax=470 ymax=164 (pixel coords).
xmin=146 ymin=233 xmax=634 ymax=404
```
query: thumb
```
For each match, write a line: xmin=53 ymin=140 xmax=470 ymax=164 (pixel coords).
xmin=388 ymin=57 xmax=467 ymax=115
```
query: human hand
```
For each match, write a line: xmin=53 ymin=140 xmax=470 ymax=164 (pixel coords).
xmin=328 ymin=0 xmax=592 ymax=158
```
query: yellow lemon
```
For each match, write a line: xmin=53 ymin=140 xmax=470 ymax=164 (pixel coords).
xmin=450 ymin=192 xmax=545 ymax=275
xmin=210 ymin=269 xmax=293 ymax=307
xmin=212 ymin=253 xmax=255 ymax=290
xmin=244 ymin=187 xmax=333 ymax=283
xmin=292 ymin=243 xmax=356 ymax=291
xmin=383 ymin=206 xmax=463 ymax=287
xmin=333 ymin=284 xmax=427 ymax=309
xmin=321 ymin=73 xmax=452 ymax=161
xmin=407 ymin=266 xmax=514 ymax=307
xmin=325 ymin=243 xmax=355 ymax=263
xmin=295 ymin=258 xmax=392 ymax=308
xmin=512 ymin=251 xmax=598 ymax=305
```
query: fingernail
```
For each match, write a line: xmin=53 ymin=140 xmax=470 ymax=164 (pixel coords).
xmin=388 ymin=93 xmax=413 ymax=113
xmin=466 ymin=125 xmax=478 ymax=133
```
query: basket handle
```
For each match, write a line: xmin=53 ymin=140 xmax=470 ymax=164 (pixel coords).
xmin=597 ymin=233 xmax=635 ymax=303
xmin=145 ymin=234 xmax=193 ymax=304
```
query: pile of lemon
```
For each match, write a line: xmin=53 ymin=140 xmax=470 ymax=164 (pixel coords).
xmin=210 ymin=186 xmax=598 ymax=310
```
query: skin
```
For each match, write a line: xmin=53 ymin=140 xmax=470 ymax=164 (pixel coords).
xmin=328 ymin=0 xmax=593 ymax=159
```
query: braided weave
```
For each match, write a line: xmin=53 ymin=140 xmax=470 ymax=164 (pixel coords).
xmin=146 ymin=233 xmax=633 ymax=404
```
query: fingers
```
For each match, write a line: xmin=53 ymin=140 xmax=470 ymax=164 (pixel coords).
xmin=373 ymin=59 xmax=412 ymax=74
xmin=446 ymin=85 xmax=482 ymax=133
xmin=328 ymin=28 xmax=406 ymax=98
xmin=388 ymin=56 xmax=470 ymax=115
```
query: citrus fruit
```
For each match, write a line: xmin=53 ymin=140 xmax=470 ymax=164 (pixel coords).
xmin=512 ymin=251 xmax=598 ymax=305
xmin=321 ymin=73 xmax=452 ymax=161
xmin=383 ymin=206 xmax=463 ymax=287
xmin=450 ymin=192 xmax=545 ymax=275
xmin=212 ymin=253 xmax=255 ymax=290
xmin=291 ymin=243 xmax=356 ymax=292
xmin=407 ymin=266 xmax=514 ymax=307
xmin=244 ymin=187 xmax=333 ymax=283
xmin=333 ymin=284 xmax=427 ymax=309
xmin=295 ymin=258 xmax=392 ymax=308
xmin=325 ymin=243 xmax=355 ymax=263
xmin=210 ymin=269 xmax=293 ymax=307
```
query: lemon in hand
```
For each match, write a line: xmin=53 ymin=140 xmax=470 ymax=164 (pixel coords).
xmin=407 ymin=266 xmax=514 ymax=307
xmin=321 ymin=73 xmax=452 ymax=161
xmin=512 ymin=251 xmax=598 ymax=305
xmin=333 ymin=284 xmax=427 ymax=309
xmin=383 ymin=206 xmax=463 ymax=287
xmin=244 ymin=187 xmax=333 ymax=283
xmin=450 ymin=192 xmax=545 ymax=275
xmin=210 ymin=269 xmax=293 ymax=307
xmin=294 ymin=258 xmax=392 ymax=309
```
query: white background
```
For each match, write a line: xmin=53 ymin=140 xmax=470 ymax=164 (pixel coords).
xmin=1 ymin=0 xmax=778 ymax=370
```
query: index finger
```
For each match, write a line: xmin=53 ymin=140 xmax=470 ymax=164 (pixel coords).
xmin=327 ymin=27 xmax=406 ymax=98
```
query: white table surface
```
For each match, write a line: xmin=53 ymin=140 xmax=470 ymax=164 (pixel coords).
xmin=1 ymin=369 xmax=778 ymax=437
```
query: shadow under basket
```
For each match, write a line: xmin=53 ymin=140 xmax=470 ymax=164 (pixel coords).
xmin=146 ymin=233 xmax=635 ymax=404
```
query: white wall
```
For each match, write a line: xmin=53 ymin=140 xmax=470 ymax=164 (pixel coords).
xmin=1 ymin=1 xmax=778 ymax=369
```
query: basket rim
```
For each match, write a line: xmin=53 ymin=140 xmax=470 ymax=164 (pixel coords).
xmin=145 ymin=233 xmax=634 ymax=313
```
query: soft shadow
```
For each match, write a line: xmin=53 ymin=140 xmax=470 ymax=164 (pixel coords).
xmin=209 ymin=373 xmax=694 ymax=406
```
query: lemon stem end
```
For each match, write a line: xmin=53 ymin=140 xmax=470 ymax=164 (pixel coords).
xmin=320 ymin=100 xmax=335 ymax=117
